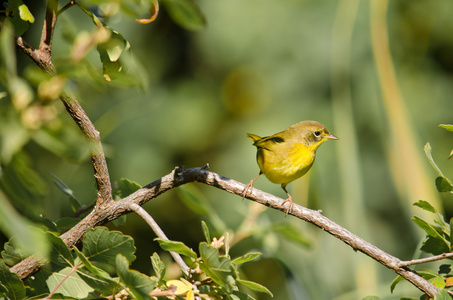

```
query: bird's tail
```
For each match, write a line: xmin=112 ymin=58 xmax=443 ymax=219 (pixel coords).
xmin=246 ymin=133 xmax=262 ymax=142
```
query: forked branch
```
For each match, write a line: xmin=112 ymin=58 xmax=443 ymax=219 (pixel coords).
xmin=15 ymin=0 xmax=113 ymax=208
xmin=9 ymin=165 xmax=445 ymax=298
xmin=10 ymin=2 xmax=445 ymax=298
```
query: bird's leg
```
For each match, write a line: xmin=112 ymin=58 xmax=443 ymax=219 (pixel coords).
xmin=280 ymin=184 xmax=294 ymax=215
xmin=242 ymin=171 xmax=262 ymax=199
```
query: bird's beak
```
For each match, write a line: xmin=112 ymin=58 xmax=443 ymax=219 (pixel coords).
xmin=325 ymin=134 xmax=339 ymax=140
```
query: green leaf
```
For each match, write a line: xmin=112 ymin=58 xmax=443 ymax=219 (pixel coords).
xmin=177 ymin=186 xmax=226 ymax=233
xmin=430 ymin=275 xmax=446 ymax=289
xmin=439 ymin=127 xmax=453 ymax=160
xmin=74 ymin=248 xmax=109 ymax=278
xmin=361 ymin=297 xmax=381 ymax=300
xmin=115 ymin=178 xmax=142 ymax=198
xmin=436 ymin=176 xmax=453 ymax=192
xmin=0 ymin=194 xmax=50 ymax=260
xmin=421 ymin=235 xmax=451 ymax=255
xmin=24 ymin=268 xmax=52 ymax=296
xmin=73 ymin=247 xmax=119 ymax=294
xmin=18 ymin=4 xmax=34 ymax=23
xmin=112 ymin=179 xmax=140 ymax=225
xmin=0 ymin=283 xmax=7 ymax=295
xmin=112 ymin=215 xmax=127 ymax=227
xmin=161 ymin=0 xmax=206 ymax=31
xmin=199 ymin=242 xmax=236 ymax=293
xmin=231 ymin=290 xmax=256 ymax=300
xmin=76 ymin=267 xmax=120 ymax=295
xmin=97 ymin=29 xmax=130 ymax=81
xmin=55 ymin=217 xmax=82 ymax=233
xmin=412 ymin=216 xmax=450 ymax=254
xmin=425 ymin=143 xmax=444 ymax=175
xmin=425 ymin=143 xmax=453 ymax=188
xmin=116 ymin=254 xmax=156 ymax=300
xmin=271 ymin=223 xmax=312 ymax=247
xmin=201 ymin=221 xmax=211 ymax=243
xmin=178 ymin=185 xmax=211 ymax=216
xmin=237 ymin=279 xmax=273 ymax=297
xmin=46 ymin=267 xmax=94 ymax=298
xmin=414 ymin=200 xmax=437 ymax=214
xmin=76 ymin=1 xmax=147 ymax=87
xmin=0 ymin=152 xmax=47 ymax=216
xmin=435 ymin=289 xmax=453 ymax=300
xmin=420 ymin=270 xmax=445 ymax=280
xmin=155 ymin=238 xmax=197 ymax=259
xmin=1 ymin=237 xmax=27 ymax=266
xmin=0 ymin=259 xmax=26 ymax=300
xmin=46 ymin=231 xmax=74 ymax=267
xmin=414 ymin=200 xmax=449 ymax=231
xmin=82 ymin=227 xmax=136 ymax=265
xmin=439 ymin=124 xmax=453 ymax=132
xmin=390 ymin=275 xmax=405 ymax=293
xmin=51 ymin=173 xmax=82 ymax=213
xmin=0 ymin=198 xmax=50 ymax=260
xmin=412 ymin=216 xmax=445 ymax=239
xmin=150 ymin=253 xmax=166 ymax=283
xmin=232 ymin=252 xmax=262 ymax=265
xmin=391 ymin=272 xmax=441 ymax=294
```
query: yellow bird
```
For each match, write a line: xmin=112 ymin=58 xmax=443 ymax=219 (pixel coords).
xmin=243 ymin=120 xmax=338 ymax=213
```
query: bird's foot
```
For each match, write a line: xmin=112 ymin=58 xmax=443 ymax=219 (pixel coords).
xmin=280 ymin=197 xmax=294 ymax=216
xmin=241 ymin=181 xmax=254 ymax=200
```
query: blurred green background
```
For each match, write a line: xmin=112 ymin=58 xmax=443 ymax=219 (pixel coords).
xmin=1 ymin=0 xmax=453 ymax=299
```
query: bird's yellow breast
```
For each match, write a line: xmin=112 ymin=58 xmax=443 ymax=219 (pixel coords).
xmin=257 ymin=141 xmax=317 ymax=184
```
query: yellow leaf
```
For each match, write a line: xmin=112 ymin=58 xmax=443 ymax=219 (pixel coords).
xmin=446 ymin=277 xmax=453 ymax=287
xmin=186 ymin=289 xmax=194 ymax=300
xmin=166 ymin=279 xmax=191 ymax=295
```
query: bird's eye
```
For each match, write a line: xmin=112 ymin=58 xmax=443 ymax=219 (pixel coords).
xmin=314 ymin=131 xmax=321 ymax=137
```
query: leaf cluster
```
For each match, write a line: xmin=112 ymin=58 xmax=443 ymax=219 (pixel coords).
xmin=0 ymin=223 xmax=272 ymax=300
xmin=366 ymin=125 xmax=453 ymax=300
xmin=155 ymin=221 xmax=272 ymax=299
xmin=1 ymin=227 xmax=136 ymax=299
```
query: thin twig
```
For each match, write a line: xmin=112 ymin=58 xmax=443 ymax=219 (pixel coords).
xmin=399 ymin=253 xmax=453 ymax=267
xmin=14 ymin=1 xmax=114 ymax=208
xmin=127 ymin=203 xmax=190 ymax=275
xmin=42 ymin=261 xmax=82 ymax=300
xmin=57 ymin=0 xmax=77 ymax=16
xmin=9 ymin=166 xmax=443 ymax=298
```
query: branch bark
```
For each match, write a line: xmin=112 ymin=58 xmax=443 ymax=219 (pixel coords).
xmin=399 ymin=253 xmax=453 ymax=267
xmin=10 ymin=3 xmax=444 ymax=298
xmin=59 ymin=91 xmax=113 ymax=207
xmin=127 ymin=202 xmax=190 ymax=275
xmin=15 ymin=0 xmax=114 ymax=208
xmin=10 ymin=166 xmax=443 ymax=297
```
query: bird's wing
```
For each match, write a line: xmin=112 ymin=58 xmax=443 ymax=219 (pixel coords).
xmin=253 ymin=135 xmax=285 ymax=151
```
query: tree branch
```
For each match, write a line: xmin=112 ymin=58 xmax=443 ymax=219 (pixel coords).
xmin=127 ymin=202 xmax=190 ymax=275
xmin=10 ymin=166 xmax=442 ymax=297
xmin=59 ymin=91 xmax=113 ymax=208
xmin=15 ymin=4 xmax=114 ymax=208
xmin=9 ymin=3 xmax=443 ymax=297
xmin=399 ymin=253 xmax=453 ymax=267
xmin=39 ymin=0 xmax=57 ymax=60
